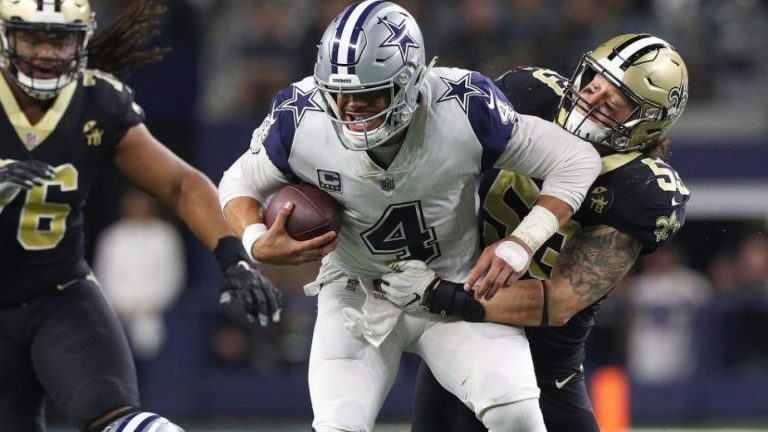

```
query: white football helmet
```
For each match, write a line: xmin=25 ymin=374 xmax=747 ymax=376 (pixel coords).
xmin=0 ymin=0 xmax=95 ymax=100
xmin=556 ymin=33 xmax=688 ymax=152
xmin=314 ymin=0 xmax=429 ymax=150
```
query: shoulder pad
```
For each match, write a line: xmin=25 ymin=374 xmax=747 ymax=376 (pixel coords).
xmin=494 ymin=67 xmax=566 ymax=121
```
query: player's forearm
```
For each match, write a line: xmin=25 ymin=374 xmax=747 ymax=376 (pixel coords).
xmin=175 ymin=172 xmax=235 ymax=250
xmin=222 ymin=196 xmax=265 ymax=237
xmin=533 ymin=195 xmax=573 ymax=225
xmin=480 ymin=279 xmax=547 ymax=326
xmin=481 ymin=277 xmax=581 ymax=327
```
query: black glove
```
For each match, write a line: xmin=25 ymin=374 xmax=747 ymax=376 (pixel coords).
xmin=0 ymin=160 xmax=55 ymax=189
xmin=214 ymin=236 xmax=283 ymax=326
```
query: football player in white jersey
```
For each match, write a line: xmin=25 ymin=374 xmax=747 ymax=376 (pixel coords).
xmin=218 ymin=1 xmax=601 ymax=431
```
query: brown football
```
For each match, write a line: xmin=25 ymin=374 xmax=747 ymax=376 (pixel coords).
xmin=264 ymin=183 xmax=343 ymax=241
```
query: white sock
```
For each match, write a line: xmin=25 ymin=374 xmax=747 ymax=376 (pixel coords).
xmin=481 ymin=398 xmax=546 ymax=432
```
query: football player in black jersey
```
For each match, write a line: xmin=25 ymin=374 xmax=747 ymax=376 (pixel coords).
xmin=0 ymin=1 xmax=282 ymax=431
xmin=379 ymin=34 xmax=690 ymax=432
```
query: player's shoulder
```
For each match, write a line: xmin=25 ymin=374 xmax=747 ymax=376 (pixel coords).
xmin=586 ymin=152 xmax=689 ymax=252
xmin=268 ymin=76 xmax=325 ymax=129
xmin=427 ymin=66 xmax=514 ymax=118
xmin=79 ymin=69 xmax=144 ymax=118
xmin=494 ymin=66 xmax=568 ymax=121
xmin=427 ymin=66 xmax=497 ymax=96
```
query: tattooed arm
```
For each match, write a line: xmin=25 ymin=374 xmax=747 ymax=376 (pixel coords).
xmin=480 ymin=224 xmax=642 ymax=326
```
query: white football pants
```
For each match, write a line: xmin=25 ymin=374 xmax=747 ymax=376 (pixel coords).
xmin=309 ymin=275 xmax=541 ymax=432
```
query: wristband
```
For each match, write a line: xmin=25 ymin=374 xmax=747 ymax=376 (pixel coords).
xmin=213 ymin=236 xmax=249 ymax=269
xmin=510 ymin=205 xmax=560 ymax=252
xmin=241 ymin=223 xmax=267 ymax=262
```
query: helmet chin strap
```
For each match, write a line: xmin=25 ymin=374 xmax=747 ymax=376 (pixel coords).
xmin=564 ymin=109 xmax=611 ymax=145
xmin=344 ymin=120 xmax=394 ymax=150
xmin=14 ymin=68 xmax=69 ymax=100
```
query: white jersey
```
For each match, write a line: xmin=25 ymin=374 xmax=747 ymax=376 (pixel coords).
xmin=219 ymin=67 xmax=599 ymax=283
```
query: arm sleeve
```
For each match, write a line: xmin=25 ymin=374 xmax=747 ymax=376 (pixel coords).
xmin=493 ymin=114 xmax=601 ymax=211
xmin=218 ymin=148 xmax=290 ymax=210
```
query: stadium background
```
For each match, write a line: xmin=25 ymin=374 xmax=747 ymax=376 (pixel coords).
xmin=54 ymin=0 xmax=768 ymax=430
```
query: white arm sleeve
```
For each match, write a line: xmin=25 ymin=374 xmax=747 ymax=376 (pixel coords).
xmin=494 ymin=114 xmax=601 ymax=211
xmin=218 ymin=149 xmax=290 ymax=210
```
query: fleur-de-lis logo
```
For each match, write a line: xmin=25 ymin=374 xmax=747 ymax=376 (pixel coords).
xmin=668 ymin=77 xmax=688 ymax=117
xmin=654 ymin=210 xmax=681 ymax=242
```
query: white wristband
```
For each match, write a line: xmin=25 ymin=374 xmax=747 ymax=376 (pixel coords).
xmin=510 ymin=205 xmax=560 ymax=253
xmin=241 ymin=223 xmax=267 ymax=262
xmin=494 ymin=241 xmax=529 ymax=272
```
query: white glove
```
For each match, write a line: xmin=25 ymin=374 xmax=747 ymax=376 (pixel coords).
xmin=381 ymin=260 xmax=439 ymax=312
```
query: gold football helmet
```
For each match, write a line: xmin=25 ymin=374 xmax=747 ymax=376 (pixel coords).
xmin=556 ymin=33 xmax=688 ymax=152
xmin=0 ymin=0 xmax=95 ymax=100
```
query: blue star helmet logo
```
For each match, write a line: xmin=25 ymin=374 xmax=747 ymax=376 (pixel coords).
xmin=436 ymin=73 xmax=485 ymax=112
xmin=378 ymin=16 xmax=420 ymax=61
xmin=275 ymin=86 xmax=324 ymax=126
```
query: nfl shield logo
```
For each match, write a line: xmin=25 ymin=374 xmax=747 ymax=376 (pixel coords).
xmin=25 ymin=132 xmax=38 ymax=147
xmin=381 ymin=177 xmax=395 ymax=191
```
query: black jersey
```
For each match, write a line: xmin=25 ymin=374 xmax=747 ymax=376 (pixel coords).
xmin=482 ymin=67 xmax=691 ymax=373
xmin=0 ymin=70 xmax=145 ymax=303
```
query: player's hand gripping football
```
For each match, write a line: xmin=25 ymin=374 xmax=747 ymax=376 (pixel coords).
xmin=214 ymin=237 xmax=283 ymax=326
xmin=465 ymin=236 xmax=532 ymax=301
xmin=381 ymin=260 xmax=440 ymax=312
xmin=0 ymin=160 xmax=55 ymax=190
xmin=254 ymin=202 xmax=338 ymax=265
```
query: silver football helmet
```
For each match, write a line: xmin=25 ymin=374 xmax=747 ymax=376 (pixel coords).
xmin=101 ymin=412 xmax=185 ymax=432
xmin=556 ymin=33 xmax=688 ymax=152
xmin=314 ymin=1 xmax=428 ymax=150
xmin=0 ymin=0 xmax=95 ymax=100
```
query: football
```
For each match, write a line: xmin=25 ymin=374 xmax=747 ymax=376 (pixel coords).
xmin=263 ymin=183 xmax=343 ymax=241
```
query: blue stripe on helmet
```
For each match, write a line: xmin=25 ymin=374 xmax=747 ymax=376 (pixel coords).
xmin=331 ymin=0 xmax=386 ymax=74
xmin=345 ymin=0 xmax=386 ymax=74
xmin=135 ymin=414 xmax=162 ymax=431
xmin=331 ymin=2 xmax=359 ymax=73
xmin=114 ymin=413 xmax=140 ymax=432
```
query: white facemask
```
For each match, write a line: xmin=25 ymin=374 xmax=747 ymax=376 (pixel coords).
xmin=563 ymin=109 xmax=611 ymax=145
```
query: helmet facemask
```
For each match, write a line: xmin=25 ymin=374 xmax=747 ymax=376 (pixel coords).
xmin=559 ymin=60 xmax=640 ymax=151
xmin=317 ymin=59 xmax=426 ymax=151
xmin=0 ymin=1 xmax=95 ymax=101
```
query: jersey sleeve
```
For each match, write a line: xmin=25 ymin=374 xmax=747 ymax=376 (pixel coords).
xmin=85 ymin=70 xmax=145 ymax=142
xmin=460 ymin=72 xmax=519 ymax=171
xmin=257 ymin=84 xmax=316 ymax=183
xmin=494 ymin=67 xmax=567 ymax=121
xmin=219 ymin=83 xmax=313 ymax=208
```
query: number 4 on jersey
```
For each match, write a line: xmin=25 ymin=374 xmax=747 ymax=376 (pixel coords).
xmin=361 ymin=201 xmax=441 ymax=263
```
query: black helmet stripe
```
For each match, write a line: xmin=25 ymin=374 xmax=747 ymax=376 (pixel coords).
xmin=607 ymin=34 xmax=650 ymax=60
xmin=620 ymin=43 xmax=668 ymax=70
xmin=607 ymin=34 xmax=673 ymax=71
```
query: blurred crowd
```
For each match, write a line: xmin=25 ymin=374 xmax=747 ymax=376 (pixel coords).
xmin=84 ymin=0 xmax=768 ymax=396
xmin=194 ymin=0 xmax=768 ymax=121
